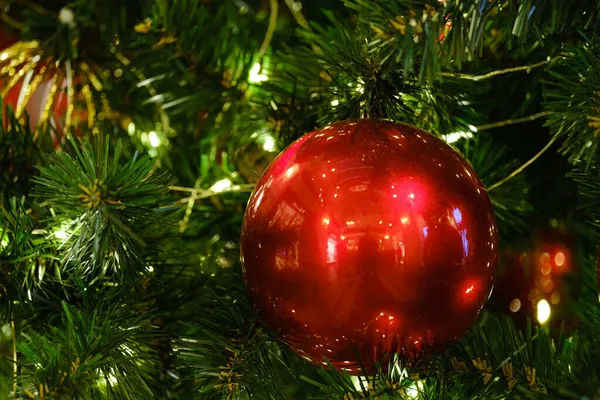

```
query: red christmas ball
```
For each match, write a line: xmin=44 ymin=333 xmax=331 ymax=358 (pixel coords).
xmin=241 ymin=119 xmax=498 ymax=374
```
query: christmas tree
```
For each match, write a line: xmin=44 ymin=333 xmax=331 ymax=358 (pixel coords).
xmin=1 ymin=0 xmax=600 ymax=398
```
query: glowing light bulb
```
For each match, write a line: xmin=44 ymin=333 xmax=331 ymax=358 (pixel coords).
xmin=148 ymin=131 xmax=160 ymax=147
xmin=406 ymin=381 xmax=424 ymax=398
xmin=509 ymin=298 xmax=521 ymax=312
xmin=0 ymin=234 xmax=8 ymax=248
xmin=554 ymin=251 xmax=565 ymax=267
xmin=127 ymin=122 xmax=136 ymax=136
xmin=210 ymin=178 xmax=232 ymax=193
xmin=263 ymin=135 xmax=276 ymax=151
xmin=537 ymin=299 xmax=551 ymax=324
xmin=331 ymin=99 xmax=339 ymax=107
xmin=249 ymin=63 xmax=268 ymax=83
xmin=442 ymin=131 xmax=474 ymax=144
xmin=54 ymin=229 xmax=69 ymax=241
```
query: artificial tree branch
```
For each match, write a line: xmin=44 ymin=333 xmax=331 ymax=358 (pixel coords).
xmin=442 ymin=56 xmax=562 ymax=81
xmin=259 ymin=0 xmax=279 ymax=57
xmin=285 ymin=0 xmax=310 ymax=29
xmin=487 ymin=133 xmax=559 ymax=192
xmin=168 ymin=183 xmax=256 ymax=204
xmin=475 ymin=111 xmax=553 ymax=131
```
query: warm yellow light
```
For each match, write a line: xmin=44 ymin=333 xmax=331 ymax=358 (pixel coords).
xmin=249 ymin=63 xmax=268 ymax=83
xmin=331 ymin=99 xmax=339 ymax=107
xmin=406 ymin=381 xmax=424 ymax=399
xmin=148 ymin=131 xmax=160 ymax=147
xmin=54 ymin=227 xmax=69 ymax=241
xmin=509 ymin=298 xmax=521 ymax=312
xmin=210 ymin=178 xmax=232 ymax=193
xmin=0 ymin=236 xmax=8 ymax=248
xmin=537 ymin=299 xmax=551 ymax=324
xmin=443 ymin=131 xmax=473 ymax=144
xmin=127 ymin=122 xmax=136 ymax=136
xmin=263 ymin=136 xmax=276 ymax=151
xmin=554 ymin=251 xmax=565 ymax=267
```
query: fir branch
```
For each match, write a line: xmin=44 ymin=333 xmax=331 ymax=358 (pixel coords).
xmin=173 ymin=269 xmax=309 ymax=399
xmin=544 ymin=40 xmax=600 ymax=164
xmin=475 ymin=111 xmax=552 ymax=132
xmin=258 ymin=0 xmax=279 ymax=58
xmin=16 ymin=299 xmax=160 ymax=399
xmin=442 ymin=56 xmax=562 ymax=81
xmin=0 ymin=106 xmax=42 ymax=198
xmin=32 ymin=136 xmax=176 ymax=283
xmin=457 ymin=135 xmax=532 ymax=232
xmin=487 ymin=133 xmax=559 ymax=192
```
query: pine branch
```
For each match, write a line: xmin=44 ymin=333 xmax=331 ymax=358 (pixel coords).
xmin=16 ymin=298 xmax=160 ymax=399
xmin=32 ymin=135 xmax=176 ymax=283
xmin=173 ymin=269 xmax=311 ymax=399
xmin=0 ymin=105 xmax=43 ymax=198
xmin=457 ymin=134 xmax=533 ymax=233
xmin=544 ymin=39 xmax=600 ymax=164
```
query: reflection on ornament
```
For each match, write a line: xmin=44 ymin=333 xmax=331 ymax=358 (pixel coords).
xmin=536 ymin=299 xmax=551 ymax=324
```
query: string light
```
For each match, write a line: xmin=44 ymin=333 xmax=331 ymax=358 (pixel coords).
xmin=443 ymin=131 xmax=474 ymax=144
xmin=148 ymin=131 xmax=160 ymax=147
xmin=536 ymin=299 xmax=551 ymax=324
xmin=249 ymin=63 xmax=268 ymax=83
xmin=406 ymin=380 xmax=424 ymax=398
xmin=331 ymin=99 xmax=340 ymax=107
xmin=54 ymin=226 xmax=70 ymax=241
xmin=263 ymin=135 xmax=276 ymax=151
xmin=509 ymin=298 xmax=521 ymax=312
xmin=127 ymin=122 xmax=136 ymax=136
xmin=0 ymin=233 xmax=8 ymax=248
xmin=210 ymin=178 xmax=232 ymax=193
xmin=53 ymin=220 xmax=77 ymax=243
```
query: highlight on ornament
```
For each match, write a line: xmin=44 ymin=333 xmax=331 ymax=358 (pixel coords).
xmin=241 ymin=118 xmax=498 ymax=374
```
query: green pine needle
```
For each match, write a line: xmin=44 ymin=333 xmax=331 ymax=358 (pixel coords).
xmin=33 ymin=135 xmax=176 ymax=283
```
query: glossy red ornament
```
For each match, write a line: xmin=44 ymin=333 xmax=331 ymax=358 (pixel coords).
xmin=241 ymin=119 xmax=498 ymax=374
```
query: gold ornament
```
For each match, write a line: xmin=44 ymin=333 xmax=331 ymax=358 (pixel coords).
xmin=0 ymin=40 xmax=102 ymax=136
